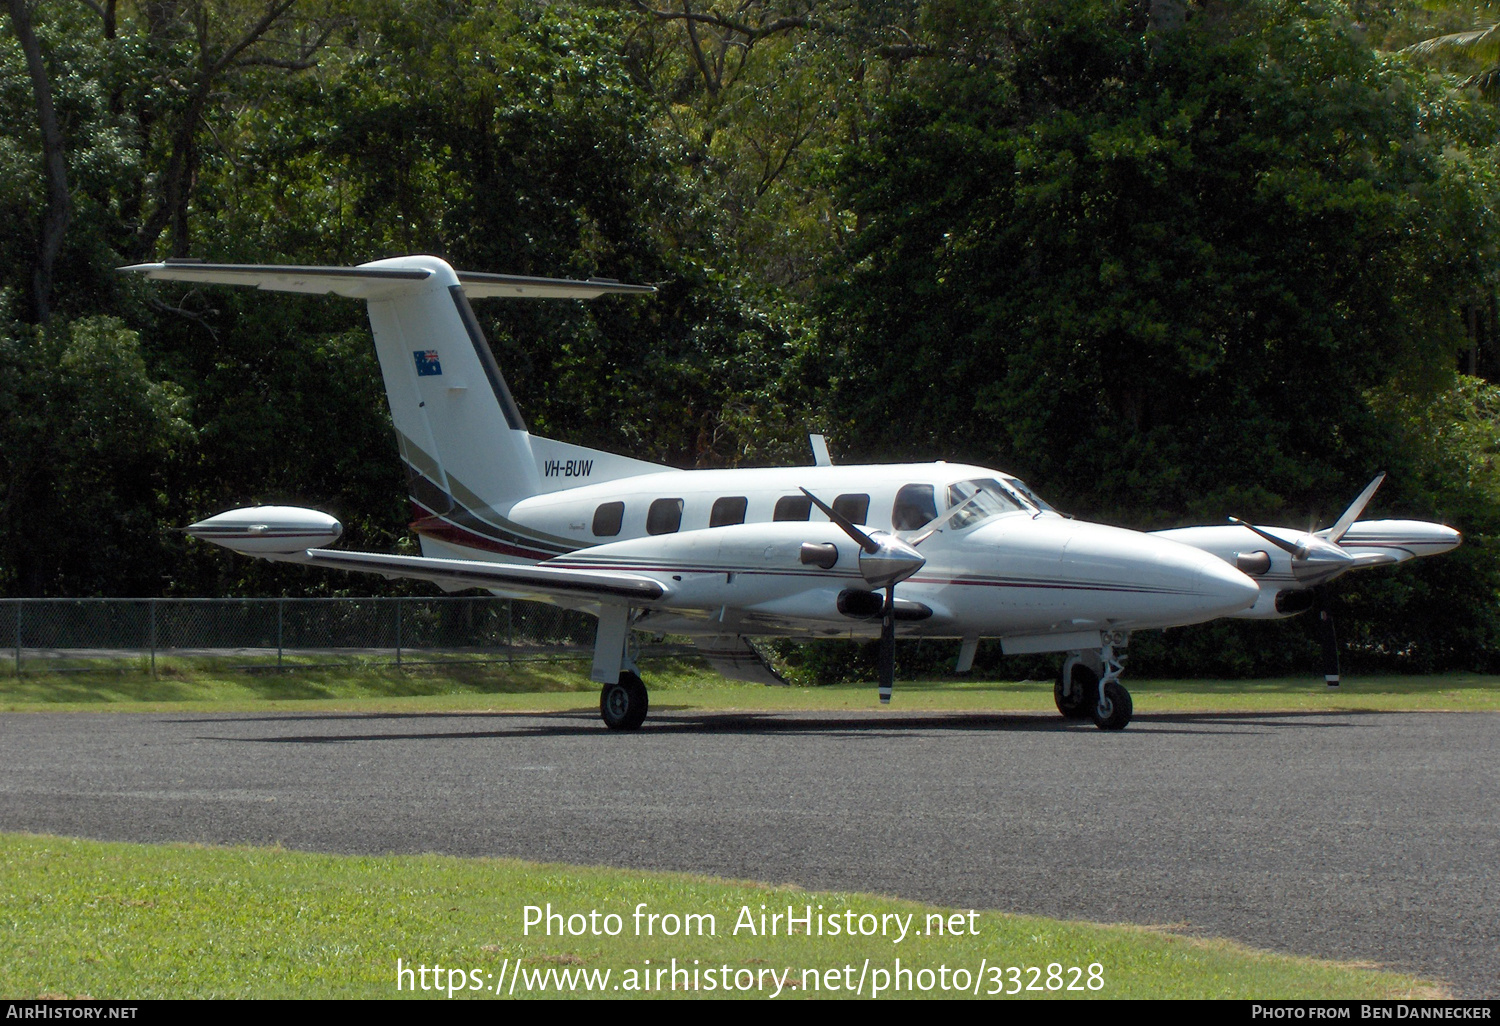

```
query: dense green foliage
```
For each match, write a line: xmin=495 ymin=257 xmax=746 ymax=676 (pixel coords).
xmin=3 ymin=0 xmax=1500 ymax=674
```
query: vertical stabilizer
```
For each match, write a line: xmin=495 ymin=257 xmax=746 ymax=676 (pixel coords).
xmin=360 ymin=256 xmax=540 ymax=529
xmin=120 ymin=254 xmax=657 ymax=564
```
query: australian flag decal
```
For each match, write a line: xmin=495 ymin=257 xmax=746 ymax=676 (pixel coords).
xmin=413 ymin=350 xmax=443 ymax=376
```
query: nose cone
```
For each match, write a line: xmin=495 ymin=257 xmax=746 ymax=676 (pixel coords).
xmin=1195 ymin=551 xmax=1263 ymax=616
xmin=1058 ymin=521 xmax=1260 ymax=627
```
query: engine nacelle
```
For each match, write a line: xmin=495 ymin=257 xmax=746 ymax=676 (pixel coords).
xmin=185 ymin=506 xmax=342 ymax=555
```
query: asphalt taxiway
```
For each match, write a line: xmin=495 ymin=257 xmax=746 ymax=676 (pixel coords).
xmin=1 ymin=708 xmax=1495 ymax=996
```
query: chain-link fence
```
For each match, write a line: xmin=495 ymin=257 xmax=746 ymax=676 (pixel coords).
xmin=0 ymin=597 xmax=605 ymax=674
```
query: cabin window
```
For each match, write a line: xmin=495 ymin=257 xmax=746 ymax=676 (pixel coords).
xmin=773 ymin=495 xmax=813 ymax=521
xmin=647 ymin=498 xmax=684 ymax=535
xmin=892 ymin=484 xmax=938 ymax=531
xmin=592 ymin=501 xmax=624 ymax=537
xmin=1007 ymin=477 xmax=1058 ymax=514
xmin=710 ymin=496 xmax=748 ymax=527
xmin=945 ymin=479 xmax=1024 ymax=529
xmin=832 ymin=493 xmax=870 ymax=525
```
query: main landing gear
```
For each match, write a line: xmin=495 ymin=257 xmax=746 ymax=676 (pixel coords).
xmin=600 ymin=671 xmax=649 ymax=731
xmin=592 ymin=606 xmax=651 ymax=731
xmin=1054 ymin=634 xmax=1133 ymax=731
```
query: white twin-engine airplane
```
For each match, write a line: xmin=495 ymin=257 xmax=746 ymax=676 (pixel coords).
xmin=125 ymin=255 xmax=1461 ymax=732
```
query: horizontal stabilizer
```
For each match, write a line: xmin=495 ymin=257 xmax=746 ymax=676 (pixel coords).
xmin=120 ymin=261 xmax=656 ymax=300
xmin=457 ymin=270 xmax=656 ymax=299
xmin=299 ymin=549 xmax=669 ymax=603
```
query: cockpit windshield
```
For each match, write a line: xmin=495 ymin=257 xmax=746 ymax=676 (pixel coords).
xmin=1005 ymin=477 xmax=1058 ymax=514
xmin=944 ymin=479 xmax=1027 ymax=529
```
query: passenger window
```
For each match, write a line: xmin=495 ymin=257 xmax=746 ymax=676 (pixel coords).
xmin=592 ymin=501 xmax=624 ymax=537
xmin=832 ymin=493 xmax=870 ymax=525
xmin=892 ymin=484 xmax=937 ymax=530
xmin=710 ymin=496 xmax=748 ymax=527
xmin=647 ymin=498 xmax=684 ymax=535
xmin=773 ymin=495 xmax=812 ymax=521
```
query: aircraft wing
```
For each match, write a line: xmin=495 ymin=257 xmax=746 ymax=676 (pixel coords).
xmin=119 ymin=261 xmax=655 ymax=300
xmin=1347 ymin=551 xmax=1402 ymax=569
xmin=297 ymin=549 xmax=669 ymax=604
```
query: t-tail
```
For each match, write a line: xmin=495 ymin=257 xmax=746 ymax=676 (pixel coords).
xmin=123 ymin=255 xmax=662 ymax=563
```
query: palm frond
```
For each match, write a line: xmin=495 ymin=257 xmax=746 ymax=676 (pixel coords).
xmin=1402 ymin=22 xmax=1500 ymax=61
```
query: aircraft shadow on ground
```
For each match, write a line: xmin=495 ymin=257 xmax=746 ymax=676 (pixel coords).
xmin=184 ymin=707 xmax=1386 ymax=745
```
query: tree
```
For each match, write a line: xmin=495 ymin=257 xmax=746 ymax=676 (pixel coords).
xmin=809 ymin=0 xmax=1500 ymax=671
xmin=126 ymin=0 xmax=344 ymax=259
xmin=818 ymin=0 xmax=1492 ymax=513
xmin=0 ymin=312 xmax=193 ymax=595
xmin=5 ymin=0 xmax=71 ymax=322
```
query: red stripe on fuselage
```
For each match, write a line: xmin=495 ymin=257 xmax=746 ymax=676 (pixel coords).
xmin=407 ymin=501 xmax=558 ymax=561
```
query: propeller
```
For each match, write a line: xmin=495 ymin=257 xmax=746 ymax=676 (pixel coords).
xmin=800 ymin=488 xmax=929 ymax=703
xmin=1226 ymin=472 xmax=1385 ymax=586
xmin=1230 ymin=474 xmax=1386 ymax=688
xmin=799 ymin=488 xmax=997 ymax=702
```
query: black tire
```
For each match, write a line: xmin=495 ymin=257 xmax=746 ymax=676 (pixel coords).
xmin=1055 ymin=663 xmax=1097 ymax=720
xmin=1092 ymin=680 xmax=1132 ymax=731
xmin=600 ymin=671 xmax=649 ymax=731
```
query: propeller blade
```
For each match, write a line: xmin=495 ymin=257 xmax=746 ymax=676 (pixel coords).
xmin=1319 ymin=606 xmax=1341 ymax=688
xmin=1322 ymin=472 xmax=1387 ymax=544
xmin=877 ymin=584 xmax=896 ymax=704
xmin=800 ymin=487 xmax=879 ymax=553
xmin=1228 ymin=517 xmax=1305 ymax=557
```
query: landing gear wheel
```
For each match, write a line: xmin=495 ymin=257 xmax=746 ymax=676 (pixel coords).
xmin=1055 ymin=664 xmax=1097 ymax=720
xmin=600 ymin=671 xmax=648 ymax=731
xmin=1092 ymin=680 xmax=1132 ymax=731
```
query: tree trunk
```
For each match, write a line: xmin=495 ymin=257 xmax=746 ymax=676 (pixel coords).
xmin=6 ymin=0 xmax=71 ymax=324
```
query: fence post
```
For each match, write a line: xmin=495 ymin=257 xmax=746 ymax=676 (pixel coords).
xmin=13 ymin=601 xmax=19 ymax=678
xmin=277 ymin=598 xmax=284 ymax=670
xmin=149 ymin=599 xmax=157 ymax=678
xmin=506 ymin=598 xmax=514 ymax=666
xmin=395 ymin=597 xmax=402 ymax=670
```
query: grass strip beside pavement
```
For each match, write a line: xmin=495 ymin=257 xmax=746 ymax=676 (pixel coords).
xmin=0 ymin=833 xmax=1439 ymax=1000
xmin=0 ymin=658 xmax=1497 ymax=715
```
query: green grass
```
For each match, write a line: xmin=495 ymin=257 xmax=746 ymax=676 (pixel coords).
xmin=0 ymin=833 xmax=1441 ymax=1000
xmin=0 ymin=656 xmax=1497 ymax=715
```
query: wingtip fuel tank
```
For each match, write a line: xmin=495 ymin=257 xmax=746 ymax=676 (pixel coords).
xmin=184 ymin=506 xmax=342 ymax=555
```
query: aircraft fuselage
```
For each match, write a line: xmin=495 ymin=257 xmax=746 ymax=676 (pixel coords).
xmin=412 ymin=461 xmax=1260 ymax=644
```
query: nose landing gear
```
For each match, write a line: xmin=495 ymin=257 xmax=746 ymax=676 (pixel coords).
xmin=1055 ymin=635 xmax=1133 ymax=731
